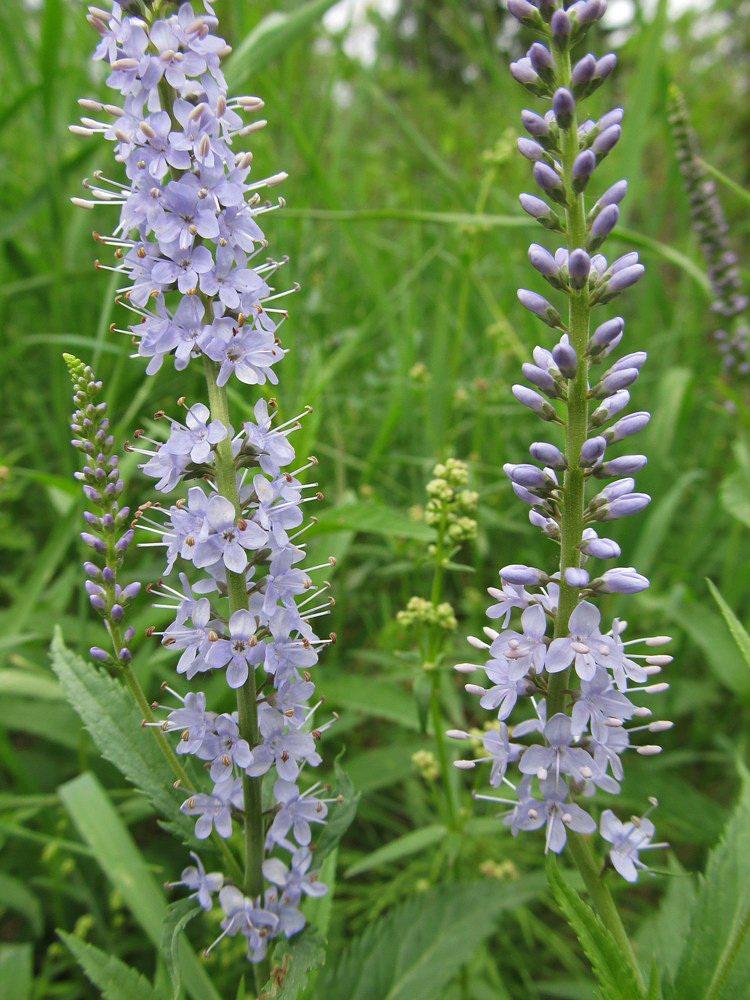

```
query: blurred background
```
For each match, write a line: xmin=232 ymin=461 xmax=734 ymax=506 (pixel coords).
xmin=1 ymin=0 xmax=750 ymax=996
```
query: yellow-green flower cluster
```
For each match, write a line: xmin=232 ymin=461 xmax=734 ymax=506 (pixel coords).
xmin=397 ymin=596 xmax=458 ymax=632
xmin=425 ymin=458 xmax=478 ymax=548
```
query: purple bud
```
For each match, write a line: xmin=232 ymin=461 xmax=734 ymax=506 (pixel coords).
xmin=82 ymin=511 xmax=100 ymax=526
xmin=507 ymin=0 xmax=541 ymax=24
xmin=115 ymin=529 xmax=134 ymax=553
xmin=522 ymin=362 xmax=558 ymax=394
xmin=89 ymin=595 xmax=106 ymax=611
xmin=552 ymin=340 xmax=578 ymax=377
xmin=530 ymin=441 xmax=566 ymax=467
xmin=605 ymin=411 xmax=651 ymax=443
xmin=571 ymin=53 xmax=596 ymax=88
xmin=564 ymin=568 xmax=590 ymax=588
xmin=605 ymin=264 xmax=645 ymax=295
xmin=598 ymin=478 xmax=636 ymax=502
xmin=83 ymin=485 xmax=102 ymax=503
xmin=603 ymin=494 xmax=652 ymax=520
xmin=611 ymin=252 xmax=640 ymax=274
xmin=580 ymin=436 xmax=607 ymax=466
xmin=84 ymin=580 xmax=104 ymax=598
xmin=550 ymin=8 xmax=571 ymax=42
xmin=124 ymin=626 xmax=135 ymax=642
xmin=590 ymin=317 xmax=624 ymax=352
xmin=500 ymin=564 xmax=548 ymax=586
xmin=590 ymin=389 xmax=631 ymax=426
xmin=598 ymin=108 xmax=624 ymax=133
xmin=592 ymin=125 xmax=621 ymax=161
xmin=110 ymin=603 xmax=124 ymax=622
xmin=510 ymin=58 xmax=539 ymax=87
xmin=552 ymin=87 xmax=575 ymax=129
xmin=90 ymin=647 xmax=110 ymax=662
xmin=81 ymin=532 xmax=106 ymax=554
xmin=583 ymin=537 xmax=621 ymax=560
xmin=595 ymin=54 xmax=617 ymax=82
xmin=505 ymin=463 xmax=551 ymax=491
xmin=518 ymin=138 xmax=545 ymax=162
xmin=521 ymin=110 xmax=551 ymax=138
xmin=533 ymin=162 xmax=564 ymax=197
xmin=512 ymin=384 xmax=559 ymax=421
xmin=572 ymin=150 xmax=596 ymax=193
xmin=595 ymin=567 xmax=650 ymax=593
xmin=519 ymin=194 xmax=564 ymax=232
xmin=593 ymin=180 xmax=628 ymax=216
xmin=101 ymin=513 xmax=114 ymax=529
xmin=574 ymin=0 xmax=607 ymax=25
xmin=102 ymin=567 xmax=115 ymax=583
xmin=598 ymin=455 xmax=648 ymax=477
xmin=529 ymin=42 xmax=555 ymax=81
xmin=588 ymin=204 xmax=619 ymax=251
xmin=118 ymin=648 xmax=132 ymax=663
xmin=568 ymin=249 xmax=591 ymax=289
xmin=517 ymin=289 xmax=564 ymax=329
xmin=599 ymin=367 xmax=640 ymax=394
xmin=83 ymin=561 xmax=100 ymax=578
xmin=609 ymin=352 xmax=647 ymax=374
xmin=513 ymin=483 xmax=544 ymax=506
xmin=528 ymin=243 xmax=559 ymax=278
xmin=122 ymin=581 xmax=141 ymax=601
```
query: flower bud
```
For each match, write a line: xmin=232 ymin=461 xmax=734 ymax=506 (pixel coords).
xmin=552 ymin=87 xmax=575 ymax=129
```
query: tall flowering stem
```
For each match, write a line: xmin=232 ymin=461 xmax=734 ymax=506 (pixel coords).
xmin=72 ymin=0 xmax=338 ymax=975
xmin=450 ymin=0 xmax=673 ymax=978
xmin=667 ymin=85 xmax=748 ymax=372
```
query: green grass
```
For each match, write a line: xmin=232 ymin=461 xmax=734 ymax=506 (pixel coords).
xmin=1 ymin=0 xmax=750 ymax=997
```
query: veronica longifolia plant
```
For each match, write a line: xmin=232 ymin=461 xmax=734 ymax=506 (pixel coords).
xmin=71 ymin=0 xmax=337 ymax=967
xmin=450 ymin=0 xmax=672 ymax=908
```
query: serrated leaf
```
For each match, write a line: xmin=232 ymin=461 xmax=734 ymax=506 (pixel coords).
xmin=669 ymin=772 xmax=750 ymax=1000
xmin=344 ymin=824 xmax=446 ymax=878
xmin=225 ymin=0 xmax=339 ymax=89
xmin=161 ymin=899 xmax=202 ymax=1000
xmin=257 ymin=928 xmax=326 ymax=1000
xmin=635 ymin=857 xmax=696 ymax=987
xmin=317 ymin=879 xmax=543 ymax=1000
xmin=707 ymin=578 xmax=750 ymax=671
xmin=315 ymin=756 xmax=359 ymax=864
xmin=58 ymin=933 xmax=164 ymax=1000
xmin=49 ymin=628 xmax=191 ymax=835
xmin=546 ymin=857 xmax=646 ymax=1000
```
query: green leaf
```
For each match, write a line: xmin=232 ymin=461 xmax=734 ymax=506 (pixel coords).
xmin=257 ymin=928 xmax=326 ymax=1000
xmin=323 ymin=675 xmax=419 ymax=730
xmin=546 ymin=857 xmax=646 ymax=1000
xmin=315 ymin=756 xmax=359 ymax=864
xmin=58 ymin=933 xmax=164 ymax=1000
xmin=225 ymin=0 xmax=338 ymax=89
xmin=720 ymin=469 xmax=750 ymax=530
xmin=635 ymin=857 xmax=696 ymax=987
xmin=314 ymin=502 xmax=437 ymax=542
xmin=0 ymin=668 xmax=62 ymax=700
xmin=49 ymin=628 xmax=190 ymax=834
xmin=669 ymin=771 xmax=750 ymax=1000
xmin=58 ymin=772 xmax=220 ymax=1000
xmin=161 ymin=899 xmax=202 ymax=1000
xmin=0 ymin=943 xmax=32 ymax=1000
xmin=707 ymin=579 xmax=750 ymax=671
xmin=344 ymin=824 xmax=446 ymax=878
xmin=0 ymin=872 xmax=43 ymax=937
xmin=317 ymin=879 xmax=543 ymax=1000
xmin=698 ymin=157 xmax=750 ymax=209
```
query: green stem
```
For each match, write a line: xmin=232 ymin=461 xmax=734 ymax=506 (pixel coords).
xmin=566 ymin=833 xmax=645 ymax=990
xmin=202 ymin=356 xmax=266 ymax=906
xmin=538 ymin=40 xmax=645 ymax=993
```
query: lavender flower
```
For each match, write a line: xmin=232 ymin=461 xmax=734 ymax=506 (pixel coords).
xmin=73 ymin=0 xmax=340 ymax=964
xmin=451 ymin=0 xmax=671 ymax=881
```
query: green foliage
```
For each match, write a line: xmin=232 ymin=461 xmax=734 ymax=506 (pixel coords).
xmin=58 ymin=933 xmax=165 ymax=1000
xmin=668 ymin=773 xmax=750 ymax=1000
xmin=0 ymin=943 xmax=33 ymax=1000
xmin=707 ymin=578 xmax=750 ymax=671
xmin=546 ymin=858 xmax=646 ymax=1000
xmin=315 ymin=756 xmax=360 ymax=864
xmin=49 ymin=628 xmax=191 ymax=836
xmin=317 ymin=880 xmax=543 ymax=1000
xmin=257 ymin=929 xmax=326 ymax=1000
xmin=161 ymin=899 xmax=203 ymax=1000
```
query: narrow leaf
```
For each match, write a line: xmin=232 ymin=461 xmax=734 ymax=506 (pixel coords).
xmin=344 ymin=824 xmax=446 ymax=878
xmin=257 ymin=928 xmax=326 ymax=1000
xmin=161 ymin=899 xmax=202 ymax=1000
xmin=315 ymin=756 xmax=359 ymax=864
xmin=707 ymin=579 xmax=750 ymax=671
xmin=0 ymin=943 xmax=32 ymax=1000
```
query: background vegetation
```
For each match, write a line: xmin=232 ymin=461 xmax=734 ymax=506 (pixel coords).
xmin=1 ymin=0 xmax=750 ymax=997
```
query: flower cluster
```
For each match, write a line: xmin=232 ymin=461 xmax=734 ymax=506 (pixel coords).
xmin=450 ymin=0 xmax=670 ymax=881
xmin=66 ymin=354 xmax=141 ymax=670
xmin=667 ymin=85 xmax=748 ymax=372
xmin=74 ymin=1 xmax=336 ymax=961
